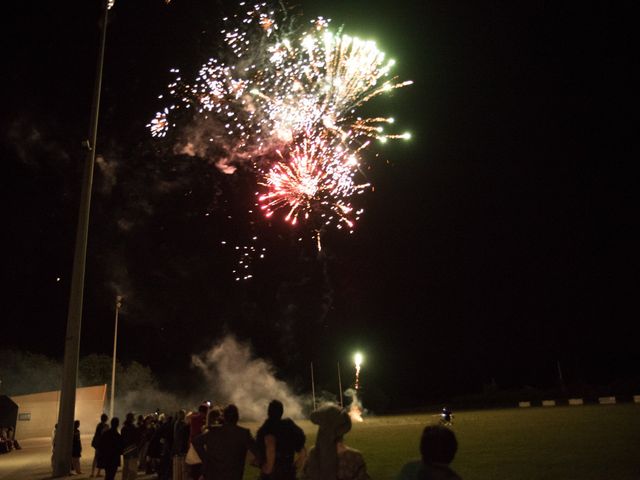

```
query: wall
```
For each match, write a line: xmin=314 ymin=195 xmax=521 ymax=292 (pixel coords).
xmin=11 ymin=385 xmax=106 ymax=439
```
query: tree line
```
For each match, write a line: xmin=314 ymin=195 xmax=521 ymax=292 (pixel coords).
xmin=0 ymin=349 xmax=157 ymax=399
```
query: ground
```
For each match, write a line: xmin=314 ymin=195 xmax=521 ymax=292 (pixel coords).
xmin=2 ymin=405 xmax=639 ymax=480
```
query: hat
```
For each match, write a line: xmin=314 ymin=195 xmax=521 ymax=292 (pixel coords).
xmin=307 ymin=405 xmax=352 ymax=480
xmin=310 ymin=404 xmax=352 ymax=439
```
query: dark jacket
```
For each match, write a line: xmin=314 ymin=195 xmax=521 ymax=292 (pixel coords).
xmin=92 ymin=422 xmax=108 ymax=449
xmin=97 ymin=429 xmax=123 ymax=469
xmin=257 ymin=418 xmax=305 ymax=477
xmin=397 ymin=460 xmax=462 ymax=480
xmin=193 ymin=424 xmax=258 ymax=480
xmin=150 ymin=420 xmax=173 ymax=458
xmin=172 ymin=420 xmax=190 ymax=456
xmin=121 ymin=422 xmax=141 ymax=458
xmin=72 ymin=428 xmax=82 ymax=458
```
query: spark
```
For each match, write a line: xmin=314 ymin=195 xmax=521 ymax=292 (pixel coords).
xmin=258 ymin=132 xmax=367 ymax=228
xmin=149 ymin=2 xmax=411 ymax=241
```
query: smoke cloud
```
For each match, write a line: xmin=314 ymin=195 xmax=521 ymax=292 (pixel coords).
xmin=115 ymin=388 xmax=187 ymax=419
xmin=96 ymin=154 xmax=119 ymax=194
xmin=344 ymin=388 xmax=366 ymax=422
xmin=192 ymin=335 xmax=304 ymax=421
xmin=6 ymin=118 xmax=70 ymax=169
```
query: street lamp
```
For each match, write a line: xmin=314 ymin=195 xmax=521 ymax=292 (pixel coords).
xmin=52 ymin=0 xmax=111 ymax=476
xmin=109 ymin=296 xmax=123 ymax=419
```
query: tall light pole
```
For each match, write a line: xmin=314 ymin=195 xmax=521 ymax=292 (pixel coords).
xmin=337 ymin=362 xmax=344 ymax=407
xmin=109 ymin=296 xmax=122 ymax=419
xmin=52 ymin=0 xmax=110 ymax=476
xmin=310 ymin=362 xmax=317 ymax=411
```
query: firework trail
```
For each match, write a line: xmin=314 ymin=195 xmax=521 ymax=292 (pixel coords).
xmin=148 ymin=1 xmax=411 ymax=238
xmin=354 ymin=352 xmax=363 ymax=391
xmin=349 ymin=352 xmax=364 ymax=422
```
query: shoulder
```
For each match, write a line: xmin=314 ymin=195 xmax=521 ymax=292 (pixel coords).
xmin=338 ymin=447 xmax=366 ymax=469
xmin=424 ymin=463 xmax=462 ymax=480
xmin=283 ymin=419 xmax=304 ymax=435
xmin=196 ymin=429 xmax=212 ymax=439
xmin=341 ymin=446 xmax=364 ymax=458
xmin=341 ymin=447 xmax=368 ymax=468
xmin=257 ymin=420 xmax=273 ymax=435
xmin=397 ymin=460 xmax=423 ymax=480
xmin=283 ymin=418 xmax=301 ymax=428
xmin=232 ymin=425 xmax=254 ymax=441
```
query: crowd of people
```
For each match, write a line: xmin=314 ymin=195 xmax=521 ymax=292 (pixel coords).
xmin=0 ymin=426 xmax=21 ymax=454
xmin=60 ymin=401 xmax=461 ymax=480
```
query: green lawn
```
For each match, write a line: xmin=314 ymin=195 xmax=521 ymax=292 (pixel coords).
xmin=242 ymin=404 xmax=640 ymax=479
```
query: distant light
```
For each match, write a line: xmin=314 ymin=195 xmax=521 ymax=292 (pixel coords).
xmin=56 ymin=277 xmax=61 ymax=282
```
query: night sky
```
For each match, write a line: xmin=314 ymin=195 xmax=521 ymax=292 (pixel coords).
xmin=2 ymin=1 xmax=635 ymax=409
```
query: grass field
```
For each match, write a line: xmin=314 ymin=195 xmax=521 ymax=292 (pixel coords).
xmin=242 ymin=404 xmax=640 ymax=480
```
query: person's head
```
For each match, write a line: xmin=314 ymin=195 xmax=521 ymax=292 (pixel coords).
xmin=223 ymin=404 xmax=239 ymax=425
xmin=74 ymin=420 xmax=80 ymax=429
xmin=198 ymin=402 xmax=210 ymax=414
xmin=267 ymin=400 xmax=284 ymax=420
xmin=100 ymin=413 xmax=108 ymax=423
xmin=177 ymin=409 xmax=186 ymax=422
xmin=111 ymin=417 xmax=120 ymax=430
xmin=125 ymin=412 xmax=135 ymax=424
xmin=310 ymin=404 xmax=351 ymax=443
xmin=207 ymin=407 xmax=221 ymax=426
xmin=420 ymin=425 xmax=458 ymax=465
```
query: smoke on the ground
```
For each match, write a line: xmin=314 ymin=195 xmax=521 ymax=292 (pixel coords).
xmin=191 ymin=335 xmax=304 ymax=421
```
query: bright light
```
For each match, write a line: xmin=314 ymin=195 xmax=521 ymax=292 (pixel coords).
xmin=148 ymin=3 xmax=412 ymax=238
xmin=354 ymin=352 xmax=363 ymax=367
xmin=302 ymin=35 xmax=315 ymax=50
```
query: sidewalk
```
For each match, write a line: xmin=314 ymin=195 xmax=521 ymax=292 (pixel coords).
xmin=0 ymin=436 xmax=156 ymax=480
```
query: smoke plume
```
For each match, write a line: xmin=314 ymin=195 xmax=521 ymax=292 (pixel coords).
xmin=191 ymin=335 xmax=304 ymax=420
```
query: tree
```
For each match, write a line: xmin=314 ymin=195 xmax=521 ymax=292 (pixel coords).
xmin=79 ymin=353 xmax=121 ymax=390
xmin=0 ymin=349 xmax=160 ymax=404
xmin=116 ymin=361 xmax=158 ymax=395
xmin=0 ymin=349 xmax=62 ymax=395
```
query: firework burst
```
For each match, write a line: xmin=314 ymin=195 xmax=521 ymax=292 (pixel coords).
xmin=258 ymin=131 xmax=367 ymax=229
xmin=149 ymin=1 xmax=411 ymax=239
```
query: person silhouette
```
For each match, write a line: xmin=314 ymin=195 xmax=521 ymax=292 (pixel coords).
xmin=397 ymin=424 xmax=462 ymax=480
